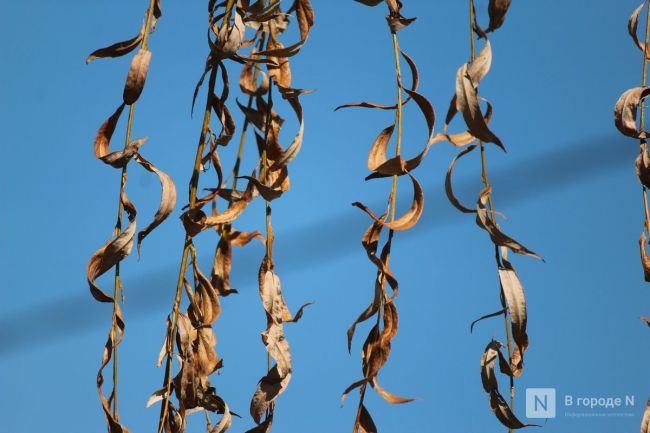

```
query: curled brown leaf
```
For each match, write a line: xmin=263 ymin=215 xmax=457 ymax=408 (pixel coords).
xmin=86 ymin=25 xmax=144 ymax=64
xmin=135 ymin=153 xmax=177 ymax=252
xmin=123 ymin=48 xmax=152 ymax=105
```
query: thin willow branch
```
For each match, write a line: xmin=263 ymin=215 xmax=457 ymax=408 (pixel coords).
xmin=468 ymin=0 xmax=514 ymax=425
xmin=110 ymin=0 xmax=157 ymax=420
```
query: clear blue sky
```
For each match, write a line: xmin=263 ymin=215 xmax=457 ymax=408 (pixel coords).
xmin=0 ymin=1 xmax=648 ymax=432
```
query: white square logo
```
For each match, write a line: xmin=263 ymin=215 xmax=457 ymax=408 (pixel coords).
xmin=526 ymin=388 xmax=556 ymax=419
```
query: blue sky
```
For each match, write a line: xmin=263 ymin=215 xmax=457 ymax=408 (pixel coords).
xmin=1 ymin=0 xmax=648 ymax=432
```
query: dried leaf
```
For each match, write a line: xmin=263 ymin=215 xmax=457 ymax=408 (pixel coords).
xmin=87 ymin=191 xmax=137 ymax=302
xmin=486 ymin=0 xmax=512 ymax=33
xmin=294 ymin=0 xmax=314 ymax=40
xmin=353 ymin=0 xmax=383 ymax=6
xmin=470 ymin=308 xmax=506 ymax=333
xmin=250 ymin=366 xmax=291 ymax=424
xmin=614 ymin=86 xmax=650 ymax=138
xmin=210 ymin=403 xmax=232 ymax=433
xmin=217 ymin=11 xmax=246 ymax=56
xmin=123 ymin=48 xmax=152 ymax=105
xmin=637 ymin=143 xmax=650 ymax=188
xmin=455 ymin=60 xmax=504 ymax=150
xmin=240 ymin=59 xmax=270 ymax=97
xmin=86 ymin=25 xmax=144 ymax=64
xmin=336 ymin=51 xmax=420 ymax=112
xmin=475 ymin=187 xmax=542 ymax=260
xmin=135 ymin=153 xmax=177 ymax=252
xmin=211 ymin=237 xmax=238 ymax=297
xmin=94 ymin=104 xmax=126 ymax=159
xmin=630 ymin=2 xmax=650 ymax=59
xmin=640 ymin=231 xmax=650 ymax=282
xmin=445 ymin=144 xmax=478 ymax=213
xmin=100 ymin=137 xmax=147 ymax=168
xmin=489 ymin=390 xmax=534 ymax=429
xmin=355 ymin=405 xmax=377 ymax=433
xmin=353 ymin=174 xmax=424 ymax=231
xmin=371 ymin=377 xmax=415 ymax=404
xmin=498 ymin=259 xmax=528 ymax=377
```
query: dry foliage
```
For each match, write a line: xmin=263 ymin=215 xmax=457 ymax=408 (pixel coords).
xmin=339 ymin=1 xmax=435 ymax=431
xmin=438 ymin=0 xmax=541 ymax=429
xmin=145 ymin=1 xmax=314 ymax=433
xmin=614 ymin=2 xmax=650 ymax=432
xmin=85 ymin=1 xmax=176 ymax=433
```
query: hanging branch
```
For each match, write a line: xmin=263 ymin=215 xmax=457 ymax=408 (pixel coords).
xmin=615 ymin=1 xmax=650 ymax=430
xmin=338 ymin=1 xmax=435 ymax=432
xmin=441 ymin=0 xmax=541 ymax=430
xmin=238 ymin=1 xmax=315 ymax=431
xmin=86 ymin=1 xmax=176 ymax=433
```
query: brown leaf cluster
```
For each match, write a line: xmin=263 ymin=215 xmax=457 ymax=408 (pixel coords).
xmin=151 ymin=2 xmax=314 ymax=432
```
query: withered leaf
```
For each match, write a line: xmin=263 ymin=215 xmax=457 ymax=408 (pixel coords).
xmin=437 ymin=99 xmax=493 ymax=147
xmin=476 ymin=187 xmax=543 ymax=260
xmin=240 ymin=59 xmax=270 ymax=97
xmin=135 ymin=153 xmax=177 ymax=252
xmin=294 ymin=0 xmax=314 ymax=40
xmin=353 ymin=0 xmax=383 ymax=6
xmin=266 ymin=34 xmax=292 ymax=88
xmin=470 ymin=308 xmax=506 ymax=333
xmin=86 ymin=25 xmax=144 ymax=64
xmin=250 ymin=365 xmax=291 ymax=424
xmin=94 ymin=103 xmax=126 ymax=159
xmin=341 ymin=379 xmax=368 ymax=405
xmin=489 ymin=390 xmax=535 ymax=429
xmin=210 ymin=402 xmax=232 ymax=433
xmin=336 ymin=51 xmax=420 ymax=112
xmin=356 ymin=405 xmax=377 ymax=433
xmin=100 ymin=137 xmax=147 ymax=168
xmin=269 ymin=92 xmax=304 ymax=169
xmin=386 ymin=15 xmax=416 ymax=33
xmin=371 ymin=377 xmax=415 ymax=404
xmin=640 ymin=231 xmax=650 ymax=282
xmin=614 ymin=86 xmax=650 ymax=138
xmin=87 ymin=190 xmax=137 ymax=302
xmin=498 ymin=259 xmax=528 ymax=377
xmin=181 ymin=180 xmax=255 ymax=235
xmin=367 ymin=124 xmax=395 ymax=172
xmin=353 ymin=174 xmax=424 ymax=231
xmin=254 ymin=38 xmax=305 ymax=58
xmin=363 ymin=302 xmax=398 ymax=379
xmin=445 ymin=144 xmax=478 ymax=213
xmin=123 ymin=48 xmax=152 ymax=105
xmin=486 ymin=0 xmax=512 ymax=33
xmin=637 ymin=144 xmax=650 ymax=188
xmin=455 ymin=61 xmax=504 ymax=150
xmin=629 ymin=2 xmax=650 ymax=59
xmin=217 ymin=11 xmax=246 ymax=57
xmin=244 ymin=415 xmax=273 ymax=433
xmin=260 ymin=269 xmax=286 ymax=324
